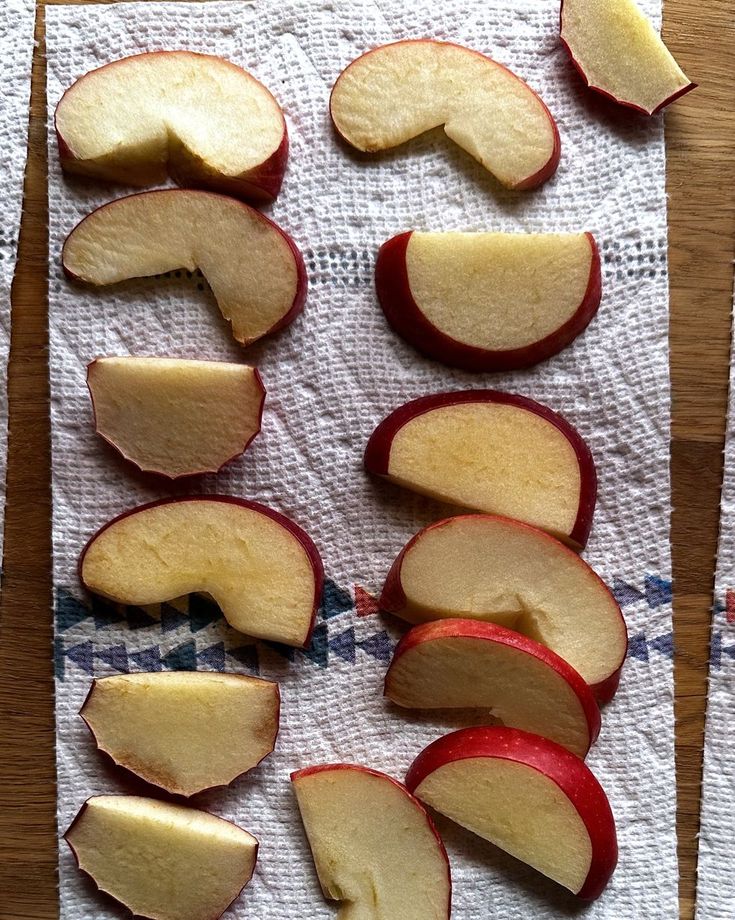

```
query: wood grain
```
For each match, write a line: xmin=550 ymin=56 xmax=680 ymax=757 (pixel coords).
xmin=0 ymin=3 xmax=733 ymax=919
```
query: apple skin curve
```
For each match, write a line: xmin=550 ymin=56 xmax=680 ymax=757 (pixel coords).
xmin=375 ymin=231 xmax=602 ymax=372
xmin=78 ymin=495 xmax=324 ymax=649
xmin=405 ymin=726 xmax=618 ymax=901
xmin=364 ymin=391 xmax=597 ymax=550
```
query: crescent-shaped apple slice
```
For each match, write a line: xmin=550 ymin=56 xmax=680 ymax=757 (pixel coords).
xmin=65 ymin=796 xmax=258 ymax=920
xmin=406 ymin=727 xmax=618 ymax=901
xmin=55 ymin=51 xmax=288 ymax=202
xmin=62 ymin=190 xmax=307 ymax=346
xmin=376 ymin=231 xmax=601 ymax=371
xmin=292 ymin=764 xmax=451 ymax=919
xmin=79 ymin=496 xmax=323 ymax=647
xmin=364 ymin=391 xmax=597 ymax=549
xmin=330 ymin=40 xmax=560 ymax=189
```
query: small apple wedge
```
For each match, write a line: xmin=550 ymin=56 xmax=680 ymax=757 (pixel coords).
xmin=292 ymin=764 xmax=451 ymax=919
xmin=81 ymin=672 xmax=280 ymax=796
xmin=381 ymin=515 xmax=626 ymax=704
xmin=330 ymin=40 xmax=560 ymax=190
xmin=364 ymin=391 xmax=596 ymax=549
xmin=385 ymin=620 xmax=600 ymax=757
xmin=87 ymin=357 xmax=266 ymax=478
xmin=62 ymin=190 xmax=307 ymax=347
xmin=79 ymin=496 xmax=323 ymax=647
xmin=406 ymin=727 xmax=617 ymax=901
xmin=65 ymin=795 xmax=258 ymax=920
xmin=560 ymin=0 xmax=695 ymax=115
xmin=55 ymin=51 xmax=288 ymax=202
xmin=376 ymin=231 xmax=601 ymax=371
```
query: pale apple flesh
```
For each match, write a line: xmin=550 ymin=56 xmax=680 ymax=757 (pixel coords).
xmin=81 ymin=672 xmax=280 ymax=796
xmin=330 ymin=40 xmax=560 ymax=189
xmin=87 ymin=357 xmax=266 ymax=478
xmin=65 ymin=795 xmax=258 ymax=920
xmin=292 ymin=764 xmax=451 ymax=919
xmin=62 ymin=190 xmax=307 ymax=346
xmin=79 ymin=497 xmax=323 ymax=647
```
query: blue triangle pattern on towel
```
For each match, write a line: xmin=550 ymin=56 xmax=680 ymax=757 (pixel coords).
xmin=644 ymin=575 xmax=673 ymax=608
xmin=161 ymin=604 xmax=191 ymax=634
xmin=329 ymin=626 xmax=356 ymax=663
xmin=319 ymin=579 xmax=354 ymax=620
xmin=91 ymin=595 xmax=126 ymax=630
xmin=302 ymin=623 xmax=329 ymax=669
xmin=612 ymin=578 xmax=645 ymax=607
xmin=188 ymin=595 xmax=223 ymax=632
xmin=124 ymin=605 xmax=158 ymax=630
xmin=227 ymin=645 xmax=259 ymax=673
xmin=627 ymin=633 xmax=649 ymax=662
xmin=197 ymin=642 xmax=225 ymax=671
xmin=130 ymin=647 xmax=162 ymax=671
xmin=649 ymin=633 xmax=674 ymax=660
xmin=95 ymin=644 xmax=129 ymax=673
xmin=358 ymin=631 xmax=394 ymax=663
xmin=65 ymin=640 xmax=95 ymax=674
xmin=162 ymin=641 xmax=197 ymax=671
xmin=56 ymin=589 xmax=91 ymax=632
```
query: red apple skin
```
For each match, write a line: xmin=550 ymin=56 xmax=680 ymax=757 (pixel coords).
xmin=405 ymin=726 xmax=617 ymax=901
xmin=375 ymin=231 xmax=601 ymax=371
xmin=364 ymin=391 xmax=597 ymax=550
xmin=329 ymin=40 xmax=561 ymax=191
xmin=78 ymin=495 xmax=324 ymax=649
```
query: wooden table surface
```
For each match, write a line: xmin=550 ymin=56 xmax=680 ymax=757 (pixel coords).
xmin=1 ymin=2 xmax=733 ymax=918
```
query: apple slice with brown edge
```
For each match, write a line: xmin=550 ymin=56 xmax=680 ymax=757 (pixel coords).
xmin=62 ymin=190 xmax=307 ymax=347
xmin=79 ymin=496 xmax=323 ymax=647
xmin=381 ymin=515 xmax=625 ymax=704
xmin=87 ymin=357 xmax=266 ymax=478
xmin=560 ymin=0 xmax=695 ymax=115
xmin=376 ymin=231 xmax=601 ymax=371
xmin=81 ymin=671 xmax=280 ymax=796
xmin=65 ymin=795 xmax=258 ymax=920
xmin=55 ymin=51 xmax=288 ymax=203
xmin=292 ymin=764 xmax=451 ymax=919
xmin=364 ymin=391 xmax=596 ymax=549
xmin=406 ymin=727 xmax=617 ymax=901
xmin=385 ymin=620 xmax=600 ymax=757
xmin=330 ymin=40 xmax=560 ymax=190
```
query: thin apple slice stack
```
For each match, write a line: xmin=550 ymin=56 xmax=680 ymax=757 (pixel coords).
xmin=406 ymin=727 xmax=618 ymax=901
xmin=292 ymin=764 xmax=451 ymax=919
xmin=62 ymin=190 xmax=307 ymax=346
xmin=65 ymin=795 xmax=258 ymax=920
xmin=79 ymin=496 xmax=323 ymax=647
xmin=330 ymin=40 xmax=560 ymax=189
xmin=55 ymin=50 xmax=288 ymax=202
xmin=376 ymin=231 xmax=601 ymax=371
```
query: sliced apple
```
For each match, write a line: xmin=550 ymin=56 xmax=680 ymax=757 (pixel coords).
xmin=330 ymin=40 xmax=560 ymax=190
xmin=65 ymin=795 xmax=258 ymax=920
xmin=292 ymin=764 xmax=451 ymax=919
xmin=364 ymin=391 xmax=596 ymax=549
xmin=376 ymin=231 xmax=601 ymax=371
xmin=62 ymin=190 xmax=307 ymax=347
xmin=560 ymin=0 xmax=695 ymax=115
xmin=81 ymin=671 xmax=280 ymax=796
xmin=55 ymin=50 xmax=288 ymax=202
xmin=79 ymin=496 xmax=323 ymax=647
xmin=406 ymin=727 xmax=617 ymax=900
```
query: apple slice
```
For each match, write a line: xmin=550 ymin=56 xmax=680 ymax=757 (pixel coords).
xmin=385 ymin=620 xmax=600 ymax=757
xmin=65 ymin=795 xmax=258 ymax=920
xmin=376 ymin=231 xmax=601 ymax=371
xmin=406 ymin=727 xmax=617 ymax=901
xmin=62 ymin=190 xmax=307 ymax=347
xmin=330 ymin=40 xmax=560 ymax=190
xmin=87 ymin=357 xmax=266 ymax=478
xmin=364 ymin=391 xmax=596 ymax=549
xmin=55 ymin=50 xmax=288 ymax=202
xmin=292 ymin=764 xmax=451 ymax=919
xmin=79 ymin=496 xmax=323 ymax=647
xmin=560 ymin=0 xmax=695 ymax=115
xmin=381 ymin=515 xmax=626 ymax=704
xmin=81 ymin=671 xmax=280 ymax=796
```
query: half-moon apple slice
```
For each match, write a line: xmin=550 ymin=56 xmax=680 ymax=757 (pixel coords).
xmin=55 ymin=51 xmax=288 ymax=202
xmin=81 ymin=672 xmax=280 ymax=796
xmin=65 ymin=795 xmax=258 ymax=920
xmin=79 ymin=496 xmax=323 ymax=647
xmin=385 ymin=620 xmax=600 ymax=757
xmin=62 ymin=190 xmax=307 ymax=346
xmin=364 ymin=391 xmax=596 ymax=549
xmin=330 ymin=40 xmax=560 ymax=189
xmin=406 ymin=727 xmax=617 ymax=901
xmin=381 ymin=515 xmax=626 ymax=704
xmin=292 ymin=764 xmax=451 ymax=919
xmin=376 ymin=231 xmax=601 ymax=371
